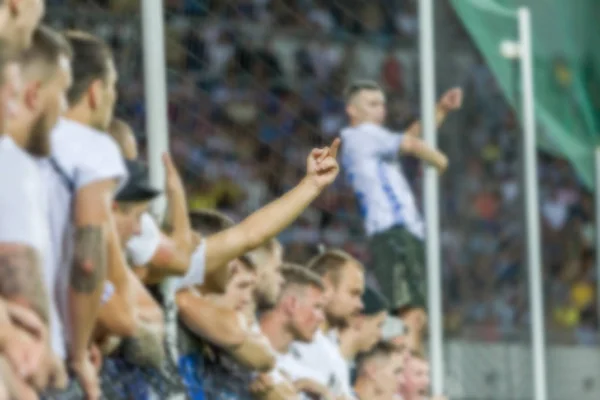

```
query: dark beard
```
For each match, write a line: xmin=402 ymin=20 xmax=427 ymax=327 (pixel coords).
xmin=326 ymin=310 xmax=349 ymax=329
xmin=26 ymin=113 xmax=51 ymax=156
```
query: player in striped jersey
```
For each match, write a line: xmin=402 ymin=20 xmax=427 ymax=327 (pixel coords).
xmin=340 ymin=80 xmax=462 ymax=352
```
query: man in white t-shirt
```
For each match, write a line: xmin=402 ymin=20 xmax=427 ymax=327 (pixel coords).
xmin=289 ymin=249 xmax=366 ymax=398
xmin=41 ymin=31 xmax=127 ymax=400
xmin=340 ymin=80 xmax=462 ymax=351
xmin=0 ymin=41 xmax=46 ymax=400
xmin=259 ymin=264 xmax=333 ymax=399
xmin=1 ymin=25 xmax=73 ymax=395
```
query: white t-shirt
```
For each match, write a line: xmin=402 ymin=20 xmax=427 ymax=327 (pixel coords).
xmin=126 ymin=212 xmax=161 ymax=266
xmin=40 ymin=118 xmax=127 ymax=358
xmin=340 ymin=123 xmax=424 ymax=239
xmin=0 ymin=136 xmax=62 ymax=356
xmin=289 ymin=330 xmax=353 ymax=397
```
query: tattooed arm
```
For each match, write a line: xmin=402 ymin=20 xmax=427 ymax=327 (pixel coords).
xmin=68 ymin=180 xmax=115 ymax=364
xmin=0 ymin=243 xmax=49 ymax=323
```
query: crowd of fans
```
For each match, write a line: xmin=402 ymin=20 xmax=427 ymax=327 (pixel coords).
xmin=0 ymin=1 xmax=445 ymax=400
xmin=42 ymin=0 xmax=599 ymax=345
xmin=0 ymin=0 xmax=597 ymax=399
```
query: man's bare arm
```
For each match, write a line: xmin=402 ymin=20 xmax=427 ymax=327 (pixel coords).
xmin=0 ymin=243 xmax=49 ymax=323
xmin=155 ymin=153 xmax=194 ymax=275
xmin=204 ymin=140 xmax=341 ymax=278
xmin=176 ymin=290 xmax=246 ymax=348
xmin=405 ymin=87 xmax=463 ymax=137
xmin=68 ymin=180 xmax=115 ymax=363
xmin=228 ymin=331 xmax=276 ymax=372
xmin=400 ymin=136 xmax=448 ymax=172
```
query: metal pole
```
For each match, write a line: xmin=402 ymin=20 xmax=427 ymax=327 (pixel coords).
xmin=141 ymin=2 xmax=180 ymax=372
xmin=419 ymin=0 xmax=444 ymax=395
xmin=518 ymin=7 xmax=548 ymax=400
xmin=141 ymin=1 xmax=169 ymax=220
xmin=595 ymin=147 xmax=600 ymax=339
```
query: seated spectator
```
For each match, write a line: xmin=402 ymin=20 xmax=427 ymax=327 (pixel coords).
xmin=289 ymin=249 xmax=365 ymax=398
xmin=259 ymin=263 xmax=331 ymax=399
xmin=353 ymin=341 xmax=405 ymax=400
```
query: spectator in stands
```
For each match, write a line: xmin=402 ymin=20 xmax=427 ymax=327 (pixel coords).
xmin=353 ymin=341 xmax=404 ymax=400
xmin=0 ymin=25 xmax=72 ymax=398
xmin=3 ymin=23 xmax=73 ymax=391
xmin=339 ymin=287 xmax=390 ymax=361
xmin=94 ymin=160 xmax=165 ymax=367
xmin=177 ymin=211 xmax=277 ymax=399
xmin=258 ymin=263 xmax=332 ymax=399
xmin=0 ymin=36 xmax=31 ymax=400
xmin=107 ymin=118 xmax=203 ymax=290
xmin=247 ymin=239 xmax=284 ymax=313
xmin=0 ymin=0 xmax=44 ymax=52
xmin=42 ymin=30 xmax=127 ymax=400
xmin=289 ymin=249 xmax=366 ymax=398
xmin=210 ymin=255 xmax=258 ymax=314
xmin=175 ymin=135 xmax=344 ymax=397
xmin=92 ymin=160 xmax=173 ymax=400
xmin=399 ymin=353 xmax=430 ymax=400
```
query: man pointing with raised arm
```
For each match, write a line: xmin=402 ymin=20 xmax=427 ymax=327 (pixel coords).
xmin=340 ymin=80 xmax=462 ymax=352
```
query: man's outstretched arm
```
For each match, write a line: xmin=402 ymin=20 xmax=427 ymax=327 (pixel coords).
xmin=204 ymin=140 xmax=341 ymax=278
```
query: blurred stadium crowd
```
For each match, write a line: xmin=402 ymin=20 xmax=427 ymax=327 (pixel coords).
xmin=0 ymin=0 xmax=598 ymax=400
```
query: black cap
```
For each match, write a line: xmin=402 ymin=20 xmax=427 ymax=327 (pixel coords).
xmin=362 ymin=286 xmax=390 ymax=316
xmin=116 ymin=160 xmax=161 ymax=203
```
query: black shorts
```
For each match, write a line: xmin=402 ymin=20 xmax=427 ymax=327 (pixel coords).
xmin=369 ymin=225 xmax=426 ymax=311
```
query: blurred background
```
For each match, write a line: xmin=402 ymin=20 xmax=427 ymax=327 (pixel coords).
xmin=45 ymin=0 xmax=600 ymax=398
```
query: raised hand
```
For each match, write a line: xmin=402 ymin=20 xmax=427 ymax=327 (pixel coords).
xmin=163 ymin=152 xmax=185 ymax=195
xmin=305 ymin=138 xmax=341 ymax=191
xmin=439 ymin=87 xmax=463 ymax=112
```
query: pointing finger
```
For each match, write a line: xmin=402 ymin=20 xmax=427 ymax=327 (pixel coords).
xmin=329 ymin=138 xmax=341 ymax=159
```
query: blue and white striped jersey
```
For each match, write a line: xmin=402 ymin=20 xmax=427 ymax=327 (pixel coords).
xmin=340 ymin=123 xmax=424 ymax=239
